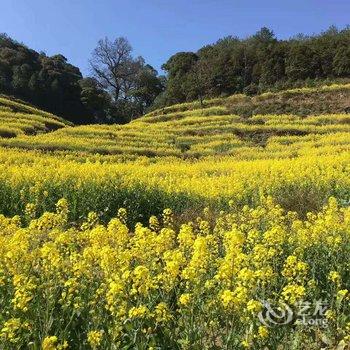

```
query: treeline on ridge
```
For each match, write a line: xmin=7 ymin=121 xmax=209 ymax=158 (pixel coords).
xmin=0 ymin=34 xmax=164 ymax=124
xmin=0 ymin=26 xmax=350 ymax=124
xmin=157 ymin=26 xmax=350 ymax=107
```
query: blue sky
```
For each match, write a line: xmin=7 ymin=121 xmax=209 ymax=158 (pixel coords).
xmin=1 ymin=0 xmax=349 ymax=76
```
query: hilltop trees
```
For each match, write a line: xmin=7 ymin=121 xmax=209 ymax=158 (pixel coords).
xmin=90 ymin=37 xmax=137 ymax=101
xmin=160 ymin=26 xmax=350 ymax=105
xmin=0 ymin=34 xmax=90 ymax=123
xmin=1 ymin=26 xmax=350 ymax=122
xmin=161 ymin=52 xmax=199 ymax=104
xmin=37 ymin=54 xmax=86 ymax=120
xmin=0 ymin=34 xmax=164 ymax=124
xmin=79 ymin=77 xmax=111 ymax=122
xmin=129 ymin=64 xmax=165 ymax=114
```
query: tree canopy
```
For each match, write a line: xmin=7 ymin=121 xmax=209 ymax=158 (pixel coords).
xmin=0 ymin=34 xmax=90 ymax=123
xmin=160 ymin=26 xmax=350 ymax=105
xmin=0 ymin=35 xmax=164 ymax=124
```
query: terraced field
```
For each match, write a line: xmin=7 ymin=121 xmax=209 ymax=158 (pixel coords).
xmin=0 ymin=85 xmax=349 ymax=222
xmin=0 ymin=95 xmax=70 ymax=138
xmin=0 ymin=85 xmax=349 ymax=349
xmin=1 ymin=84 xmax=350 ymax=158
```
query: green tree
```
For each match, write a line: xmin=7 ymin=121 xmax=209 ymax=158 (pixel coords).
xmin=161 ymin=52 xmax=198 ymax=103
xmin=79 ymin=77 xmax=111 ymax=122
xmin=129 ymin=64 xmax=164 ymax=115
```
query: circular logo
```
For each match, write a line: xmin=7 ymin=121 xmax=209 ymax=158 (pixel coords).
xmin=258 ymin=300 xmax=294 ymax=327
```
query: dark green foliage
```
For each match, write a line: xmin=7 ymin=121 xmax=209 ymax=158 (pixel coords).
xmin=129 ymin=64 xmax=165 ymax=115
xmin=0 ymin=34 xmax=165 ymax=124
xmin=79 ymin=77 xmax=111 ymax=122
xmin=161 ymin=26 xmax=350 ymax=106
xmin=161 ymin=52 xmax=199 ymax=104
xmin=0 ymin=34 xmax=92 ymax=124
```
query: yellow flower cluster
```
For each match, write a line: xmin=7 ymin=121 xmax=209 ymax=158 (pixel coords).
xmin=87 ymin=330 xmax=103 ymax=349
xmin=0 ymin=144 xmax=348 ymax=227
xmin=0 ymin=197 xmax=348 ymax=349
xmin=0 ymin=86 xmax=349 ymax=229
xmin=0 ymin=85 xmax=349 ymax=349
xmin=1 ymin=83 xmax=350 ymax=159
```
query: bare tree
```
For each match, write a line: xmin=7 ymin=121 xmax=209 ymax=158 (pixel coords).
xmin=89 ymin=36 xmax=164 ymax=122
xmin=90 ymin=37 xmax=142 ymax=101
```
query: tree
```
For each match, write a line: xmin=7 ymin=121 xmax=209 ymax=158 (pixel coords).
xmin=37 ymin=54 xmax=88 ymax=122
xmin=161 ymin=52 xmax=198 ymax=103
xmin=333 ymin=45 xmax=350 ymax=76
xmin=0 ymin=33 xmax=164 ymax=124
xmin=129 ymin=64 xmax=165 ymax=115
xmin=79 ymin=77 xmax=111 ymax=122
xmin=0 ymin=34 xmax=93 ymax=123
xmin=187 ymin=59 xmax=211 ymax=106
xmin=90 ymin=37 xmax=164 ymax=122
xmin=90 ymin=37 xmax=140 ymax=100
xmin=159 ymin=26 xmax=350 ymax=107
xmin=285 ymin=43 xmax=318 ymax=80
xmin=252 ymin=27 xmax=276 ymax=44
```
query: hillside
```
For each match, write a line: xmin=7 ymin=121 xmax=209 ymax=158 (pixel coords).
xmin=3 ymin=27 xmax=350 ymax=126
xmin=0 ymin=83 xmax=349 ymax=157
xmin=0 ymin=83 xmax=349 ymax=350
xmin=0 ymin=95 xmax=71 ymax=138
xmin=0 ymin=83 xmax=348 ymax=222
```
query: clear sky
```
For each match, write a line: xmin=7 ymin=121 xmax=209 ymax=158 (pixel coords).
xmin=1 ymin=0 xmax=349 ymax=76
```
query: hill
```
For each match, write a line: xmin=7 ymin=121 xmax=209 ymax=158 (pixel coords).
xmin=2 ymin=26 xmax=350 ymax=125
xmin=0 ymin=94 xmax=71 ymax=138
xmin=0 ymin=83 xmax=349 ymax=157
xmin=0 ymin=83 xmax=348 ymax=223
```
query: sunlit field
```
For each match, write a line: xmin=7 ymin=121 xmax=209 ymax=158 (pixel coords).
xmin=0 ymin=85 xmax=349 ymax=349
